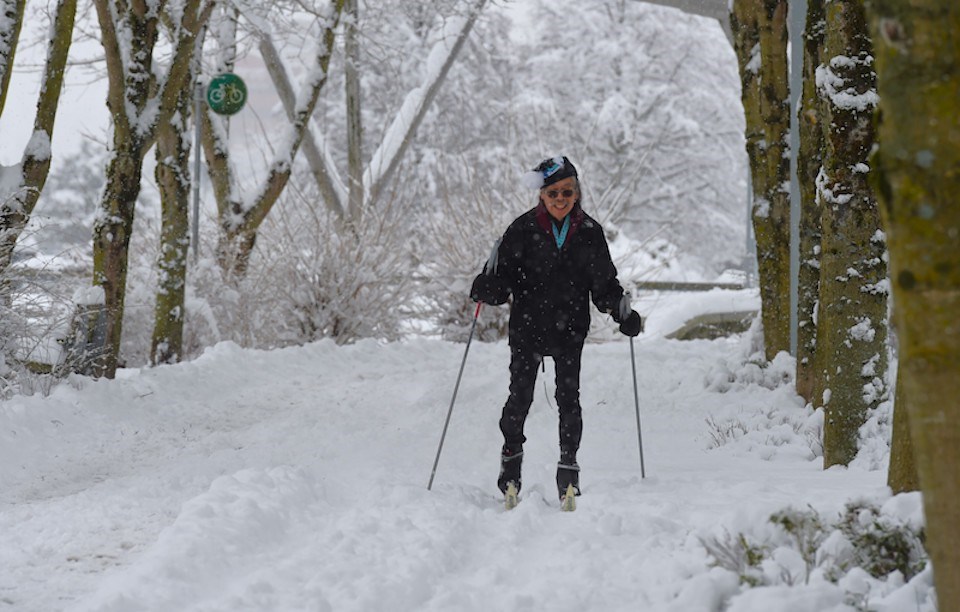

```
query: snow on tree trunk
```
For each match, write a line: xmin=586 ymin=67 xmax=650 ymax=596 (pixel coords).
xmin=214 ymin=0 xmax=345 ymax=278
xmin=151 ymin=55 xmax=195 ymax=365
xmin=88 ymin=0 xmax=213 ymax=378
xmin=0 ymin=0 xmax=76 ymax=278
xmin=257 ymin=33 xmax=346 ymax=219
xmin=866 ymin=0 xmax=960 ymax=608
xmin=795 ymin=0 xmax=825 ymax=403
xmin=731 ymin=0 xmax=792 ymax=362
xmin=0 ymin=0 xmax=24 ymax=117
xmin=815 ymin=0 xmax=888 ymax=468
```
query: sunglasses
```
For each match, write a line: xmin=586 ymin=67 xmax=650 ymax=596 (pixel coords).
xmin=543 ymin=188 xmax=577 ymax=200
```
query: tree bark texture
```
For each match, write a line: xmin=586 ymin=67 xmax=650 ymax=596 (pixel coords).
xmin=731 ymin=0 xmax=792 ymax=362
xmin=90 ymin=0 xmax=212 ymax=377
xmin=344 ymin=0 xmax=364 ymax=221
xmin=795 ymin=0 xmax=825 ymax=403
xmin=865 ymin=0 xmax=960 ymax=607
xmin=0 ymin=0 xmax=76 ymax=277
xmin=816 ymin=0 xmax=888 ymax=468
xmin=151 ymin=62 xmax=194 ymax=365
xmin=0 ymin=0 xmax=24 ymax=117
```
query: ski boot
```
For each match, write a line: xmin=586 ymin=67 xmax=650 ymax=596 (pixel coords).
xmin=498 ymin=446 xmax=523 ymax=497
xmin=556 ymin=462 xmax=581 ymax=502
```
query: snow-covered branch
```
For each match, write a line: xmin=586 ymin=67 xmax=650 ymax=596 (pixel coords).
xmin=258 ymin=32 xmax=347 ymax=219
xmin=362 ymin=0 xmax=487 ymax=210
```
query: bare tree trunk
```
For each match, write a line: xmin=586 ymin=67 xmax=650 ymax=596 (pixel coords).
xmin=866 ymin=0 xmax=960 ymax=607
xmin=0 ymin=0 xmax=24 ymax=117
xmin=151 ymin=58 xmax=195 ymax=365
xmin=0 ymin=0 xmax=76 ymax=277
xmin=362 ymin=0 xmax=488 ymax=210
xmin=344 ymin=0 xmax=364 ymax=221
xmin=212 ymin=0 xmax=345 ymax=277
xmin=258 ymin=34 xmax=345 ymax=219
xmin=816 ymin=0 xmax=888 ymax=467
xmin=208 ymin=0 xmax=481 ymax=277
xmin=731 ymin=0 xmax=792 ymax=361
xmin=795 ymin=0 xmax=825 ymax=403
xmin=89 ymin=0 xmax=213 ymax=378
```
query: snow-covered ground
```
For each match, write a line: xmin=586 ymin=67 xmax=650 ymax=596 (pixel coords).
xmin=0 ymin=292 xmax=933 ymax=611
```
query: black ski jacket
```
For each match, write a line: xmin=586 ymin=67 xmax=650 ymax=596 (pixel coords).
xmin=471 ymin=202 xmax=626 ymax=354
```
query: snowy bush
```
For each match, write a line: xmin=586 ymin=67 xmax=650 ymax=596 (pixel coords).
xmin=700 ymin=318 xmax=823 ymax=459
xmin=703 ymin=317 xmax=794 ymax=393
xmin=410 ymin=154 xmax=524 ymax=342
xmin=699 ymin=494 xmax=929 ymax=609
xmin=828 ymin=500 xmax=927 ymax=582
xmin=0 ymin=247 xmax=79 ymax=397
xmin=699 ymin=528 xmax=771 ymax=587
xmin=256 ymin=189 xmax=417 ymax=346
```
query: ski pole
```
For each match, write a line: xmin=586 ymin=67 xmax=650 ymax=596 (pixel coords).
xmin=620 ymin=291 xmax=646 ymax=478
xmin=630 ymin=335 xmax=646 ymax=479
xmin=428 ymin=239 xmax=500 ymax=491
xmin=427 ymin=301 xmax=482 ymax=490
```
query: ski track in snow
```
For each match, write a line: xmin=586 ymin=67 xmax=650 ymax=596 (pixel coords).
xmin=1 ymin=335 xmax=889 ymax=611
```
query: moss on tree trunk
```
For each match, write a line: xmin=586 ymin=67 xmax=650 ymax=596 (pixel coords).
xmin=151 ymin=75 xmax=193 ymax=365
xmin=815 ymin=0 xmax=888 ymax=468
xmin=866 ymin=0 xmax=960 ymax=607
xmin=795 ymin=0 xmax=825 ymax=403
xmin=732 ymin=0 xmax=792 ymax=361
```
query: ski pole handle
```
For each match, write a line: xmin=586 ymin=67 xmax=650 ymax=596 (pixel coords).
xmin=619 ymin=291 xmax=632 ymax=321
xmin=484 ymin=237 xmax=502 ymax=276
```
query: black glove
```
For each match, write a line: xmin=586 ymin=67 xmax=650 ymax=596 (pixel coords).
xmin=619 ymin=310 xmax=643 ymax=337
xmin=470 ymin=273 xmax=501 ymax=304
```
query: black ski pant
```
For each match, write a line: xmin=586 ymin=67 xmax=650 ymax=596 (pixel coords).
xmin=500 ymin=343 xmax=583 ymax=463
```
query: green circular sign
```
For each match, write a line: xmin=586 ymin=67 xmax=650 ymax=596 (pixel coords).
xmin=206 ymin=73 xmax=247 ymax=116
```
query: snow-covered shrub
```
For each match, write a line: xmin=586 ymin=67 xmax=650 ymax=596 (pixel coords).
xmin=700 ymin=316 xmax=824 ymax=460
xmin=699 ymin=494 xmax=929 ymax=609
xmin=698 ymin=529 xmax=770 ymax=587
xmin=255 ymin=190 xmax=417 ymax=346
xmin=830 ymin=500 xmax=926 ymax=582
xmin=0 ymin=245 xmax=79 ymax=396
xmin=702 ymin=403 xmax=822 ymax=460
xmin=411 ymin=154 xmax=523 ymax=342
xmin=769 ymin=507 xmax=828 ymax=583
xmin=704 ymin=316 xmax=794 ymax=393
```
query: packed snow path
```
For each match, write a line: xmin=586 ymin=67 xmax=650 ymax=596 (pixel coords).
xmin=2 ymin=334 xmax=890 ymax=611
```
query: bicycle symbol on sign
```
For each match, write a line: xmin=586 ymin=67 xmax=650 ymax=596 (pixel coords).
xmin=206 ymin=73 xmax=247 ymax=116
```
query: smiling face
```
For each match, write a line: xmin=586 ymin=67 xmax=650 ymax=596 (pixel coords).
xmin=541 ymin=176 xmax=579 ymax=221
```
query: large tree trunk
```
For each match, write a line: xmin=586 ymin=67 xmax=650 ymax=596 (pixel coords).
xmin=151 ymin=62 xmax=195 ymax=365
xmin=731 ymin=0 xmax=792 ymax=361
xmin=865 ymin=0 xmax=960 ymax=607
xmin=0 ymin=0 xmax=76 ymax=277
xmin=91 ymin=148 xmax=143 ymax=376
xmin=816 ymin=0 xmax=888 ymax=468
xmin=87 ymin=0 xmax=212 ymax=378
xmin=795 ymin=0 xmax=825 ymax=403
xmin=88 ymin=0 xmax=161 ymax=377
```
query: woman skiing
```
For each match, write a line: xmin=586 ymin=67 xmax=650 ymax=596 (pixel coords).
xmin=470 ymin=155 xmax=643 ymax=504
